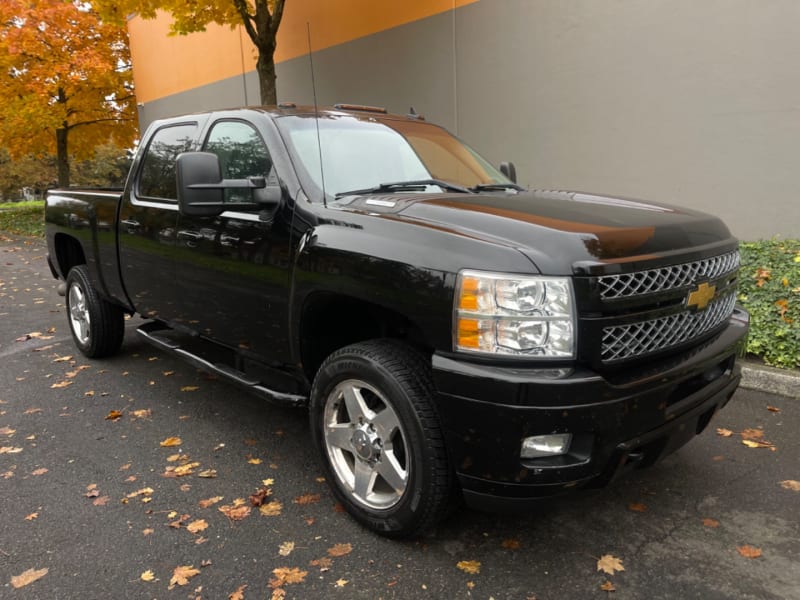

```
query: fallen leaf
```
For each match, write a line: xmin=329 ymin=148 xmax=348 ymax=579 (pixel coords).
xmin=198 ymin=469 xmax=217 ymax=478
xmin=702 ymin=518 xmax=720 ymax=528
xmin=53 ymin=355 xmax=73 ymax=362
xmin=143 ymin=528 xmax=154 ymax=536
xmin=335 ymin=579 xmax=348 ymax=587
xmin=160 ymin=437 xmax=182 ymax=447
xmin=93 ymin=496 xmax=110 ymax=506
xmin=25 ymin=512 xmax=38 ymax=521
xmin=737 ymin=545 xmax=762 ymax=559
xmin=140 ymin=570 xmax=155 ymax=582
xmin=780 ymin=480 xmax=800 ymax=491
xmin=466 ymin=581 xmax=475 ymax=589
xmin=10 ymin=567 xmax=48 ymax=588
xmin=456 ymin=560 xmax=481 ymax=574
xmin=50 ymin=380 xmax=72 ymax=389
xmin=249 ymin=488 xmax=272 ymax=506
xmin=259 ymin=501 xmax=282 ymax=516
xmin=310 ymin=557 xmax=332 ymax=571
xmin=767 ymin=406 xmax=781 ymax=413
xmin=269 ymin=567 xmax=307 ymax=588
xmin=600 ymin=580 xmax=616 ymax=592
xmin=131 ymin=409 xmax=152 ymax=419
xmin=181 ymin=386 xmax=200 ymax=392
xmin=0 ymin=446 xmax=23 ymax=454
xmin=187 ymin=519 xmax=208 ymax=534
xmin=294 ymin=493 xmax=321 ymax=505
xmin=31 ymin=468 xmax=48 ymax=476
xmin=271 ymin=589 xmax=286 ymax=600
xmin=327 ymin=543 xmax=352 ymax=557
xmin=24 ymin=408 xmax=42 ymax=414
xmin=597 ymin=554 xmax=625 ymax=575
xmin=628 ymin=502 xmax=647 ymax=513
xmin=716 ymin=428 xmax=734 ymax=437
xmin=170 ymin=564 xmax=201 ymax=586
xmin=0 ymin=426 xmax=15 ymax=435
xmin=247 ymin=457 xmax=262 ymax=465
xmin=199 ymin=496 xmax=224 ymax=508
xmin=501 ymin=538 xmax=521 ymax=550
xmin=740 ymin=428 xmax=764 ymax=441
xmin=229 ymin=584 xmax=247 ymax=600
xmin=105 ymin=410 xmax=123 ymax=421
xmin=278 ymin=541 xmax=295 ymax=556
xmin=742 ymin=439 xmax=775 ymax=450
xmin=219 ymin=504 xmax=251 ymax=521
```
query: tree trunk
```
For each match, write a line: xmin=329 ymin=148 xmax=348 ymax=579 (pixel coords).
xmin=256 ymin=47 xmax=278 ymax=105
xmin=56 ymin=126 xmax=70 ymax=188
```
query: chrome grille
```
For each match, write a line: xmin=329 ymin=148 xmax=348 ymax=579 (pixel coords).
xmin=598 ymin=251 xmax=740 ymax=300
xmin=601 ymin=290 xmax=737 ymax=363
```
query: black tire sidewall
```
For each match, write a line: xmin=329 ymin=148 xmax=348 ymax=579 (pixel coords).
xmin=310 ymin=344 xmax=447 ymax=537
xmin=65 ymin=265 xmax=123 ymax=358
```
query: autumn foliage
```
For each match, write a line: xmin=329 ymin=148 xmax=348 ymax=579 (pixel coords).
xmin=0 ymin=0 xmax=137 ymax=186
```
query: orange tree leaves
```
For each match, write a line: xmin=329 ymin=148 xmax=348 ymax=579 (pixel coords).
xmin=0 ymin=0 xmax=137 ymax=186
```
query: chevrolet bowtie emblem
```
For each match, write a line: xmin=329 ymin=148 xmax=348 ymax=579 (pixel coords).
xmin=687 ymin=282 xmax=716 ymax=310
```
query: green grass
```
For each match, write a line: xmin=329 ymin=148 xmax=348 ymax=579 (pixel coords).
xmin=0 ymin=201 xmax=45 ymax=237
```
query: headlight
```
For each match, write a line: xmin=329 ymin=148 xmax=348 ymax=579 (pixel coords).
xmin=454 ymin=270 xmax=576 ymax=358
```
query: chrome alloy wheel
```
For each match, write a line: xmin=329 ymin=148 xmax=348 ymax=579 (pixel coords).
xmin=323 ymin=379 xmax=409 ymax=510
xmin=68 ymin=282 xmax=91 ymax=346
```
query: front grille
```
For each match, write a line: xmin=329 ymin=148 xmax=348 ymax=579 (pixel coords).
xmin=598 ymin=250 xmax=740 ymax=300
xmin=601 ymin=290 xmax=737 ymax=363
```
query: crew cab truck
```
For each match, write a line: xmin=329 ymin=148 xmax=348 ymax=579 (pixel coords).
xmin=45 ymin=104 xmax=749 ymax=537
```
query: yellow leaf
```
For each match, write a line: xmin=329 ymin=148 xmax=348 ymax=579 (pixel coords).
xmin=780 ymin=480 xmax=800 ymax=491
xmin=269 ymin=567 xmax=307 ymax=587
xmin=0 ymin=446 xmax=23 ymax=454
xmin=140 ymin=569 xmax=155 ymax=582
xmin=716 ymin=428 xmax=734 ymax=437
xmin=198 ymin=469 xmax=217 ymax=478
xmin=50 ymin=380 xmax=72 ymax=389
xmin=278 ymin=541 xmax=295 ymax=556
xmin=181 ymin=386 xmax=200 ymax=392
xmin=335 ymin=579 xmax=348 ymax=587
xmin=53 ymin=355 xmax=73 ymax=362
xmin=456 ymin=560 xmax=481 ymax=574
xmin=228 ymin=584 xmax=247 ymax=600
xmin=170 ymin=564 xmax=201 ymax=586
xmin=259 ymin=500 xmax=283 ymax=516
xmin=247 ymin=457 xmax=262 ymax=465
xmin=10 ymin=567 xmax=48 ymax=588
xmin=327 ymin=543 xmax=353 ymax=557
xmin=742 ymin=439 xmax=775 ymax=449
xmin=596 ymin=554 xmax=625 ymax=575
xmin=187 ymin=519 xmax=208 ymax=533
xmin=160 ymin=437 xmax=182 ymax=447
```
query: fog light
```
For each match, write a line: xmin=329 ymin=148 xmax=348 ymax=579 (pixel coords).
xmin=521 ymin=433 xmax=573 ymax=459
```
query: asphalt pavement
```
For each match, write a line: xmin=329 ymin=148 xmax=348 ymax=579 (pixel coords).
xmin=1 ymin=234 xmax=798 ymax=600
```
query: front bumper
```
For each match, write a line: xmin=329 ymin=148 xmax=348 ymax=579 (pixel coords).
xmin=431 ymin=308 xmax=749 ymax=511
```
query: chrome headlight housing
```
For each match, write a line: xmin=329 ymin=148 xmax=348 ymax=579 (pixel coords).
xmin=454 ymin=270 xmax=576 ymax=358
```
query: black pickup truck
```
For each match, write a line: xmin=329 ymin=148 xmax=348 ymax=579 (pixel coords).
xmin=45 ymin=104 xmax=749 ymax=536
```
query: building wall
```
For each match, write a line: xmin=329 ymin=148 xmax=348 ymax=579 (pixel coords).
xmin=129 ymin=0 xmax=800 ymax=240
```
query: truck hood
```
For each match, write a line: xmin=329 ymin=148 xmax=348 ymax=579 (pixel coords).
xmin=335 ymin=189 xmax=736 ymax=275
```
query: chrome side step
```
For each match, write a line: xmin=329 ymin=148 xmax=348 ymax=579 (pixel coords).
xmin=136 ymin=322 xmax=307 ymax=408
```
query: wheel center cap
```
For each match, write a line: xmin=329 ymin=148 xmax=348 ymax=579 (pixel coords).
xmin=351 ymin=429 xmax=376 ymax=460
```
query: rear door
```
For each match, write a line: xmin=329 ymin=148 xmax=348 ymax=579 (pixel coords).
xmin=118 ymin=121 xmax=200 ymax=322
xmin=174 ymin=118 xmax=293 ymax=363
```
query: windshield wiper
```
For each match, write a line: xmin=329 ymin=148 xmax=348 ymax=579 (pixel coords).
xmin=335 ymin=179 xmax=473 ymax=199
xmin=469 ymin=182 xmax=526 ymax=192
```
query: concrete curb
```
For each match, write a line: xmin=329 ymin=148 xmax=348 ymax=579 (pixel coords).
xmin=740 ymin=360 xmax=800 ymax=399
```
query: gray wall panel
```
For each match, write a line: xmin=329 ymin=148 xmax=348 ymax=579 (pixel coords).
xmin=136 ymin=1 xmax=799 ymax=239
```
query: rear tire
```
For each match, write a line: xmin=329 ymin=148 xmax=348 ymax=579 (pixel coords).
xmin=65 ymin=265 xmax=124 ymax=358
xmin=310 ymin=339 xmax=453 ymax=537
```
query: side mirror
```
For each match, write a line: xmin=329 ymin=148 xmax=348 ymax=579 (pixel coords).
xmin=499 ymin=161 xmax=517 ymax=184
xmin=176 ymin=152 xmax=282 ymax=217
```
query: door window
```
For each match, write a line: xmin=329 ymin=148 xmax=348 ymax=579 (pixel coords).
xmin=203 ymin=120 xmax=273 ymax=204
xmin=138 ymin=123 xmax=196 ymax=201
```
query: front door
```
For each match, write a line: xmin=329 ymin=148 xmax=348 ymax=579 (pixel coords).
xmin=174 ymin=119 xmax=293 ymax=364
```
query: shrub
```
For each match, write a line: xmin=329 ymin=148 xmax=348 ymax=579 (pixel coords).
xmin=738 ymin=239 xmax=800 ymax=369
xmin=0 ymin=201 xmax=44 ymax=237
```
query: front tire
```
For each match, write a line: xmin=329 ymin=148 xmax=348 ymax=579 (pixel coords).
xmin=310 ymin=340 xmax=453 ymax=537
xmin=65 ymin=265 xmax=124 ymax=358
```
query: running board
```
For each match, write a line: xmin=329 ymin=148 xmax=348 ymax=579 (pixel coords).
xmin=136 ymin=322 xmax=307 ymax=408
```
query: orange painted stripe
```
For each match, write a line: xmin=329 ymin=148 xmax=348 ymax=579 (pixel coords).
xmin=129 ymin=0 xmax=478 ymax=104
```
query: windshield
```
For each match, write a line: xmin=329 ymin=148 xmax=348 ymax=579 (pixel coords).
xmin=275 ymin=114 xmax=512 ymax=201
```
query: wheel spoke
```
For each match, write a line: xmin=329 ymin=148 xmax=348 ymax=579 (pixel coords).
xmin=371 ymin=406 xmax=399 ymax=440
xmin=353 ymin=458 xmax=377 ymax=501
xmin=325 ymin=424 xmax=353 ymax=450
xmin=377 ymin=451 xmax=407 ymax=493
xmin=342 ymin=385 xmax=372 ymax=423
